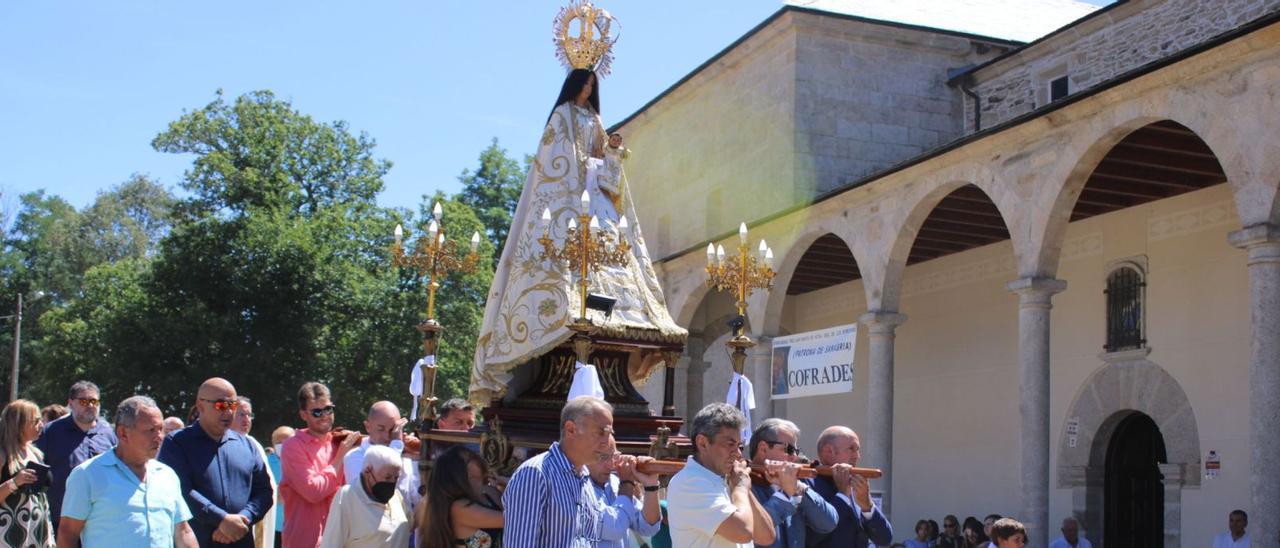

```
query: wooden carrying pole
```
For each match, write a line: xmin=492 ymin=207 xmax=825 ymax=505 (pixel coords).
xmin=636 ymin=459 xmax=882 ymax=479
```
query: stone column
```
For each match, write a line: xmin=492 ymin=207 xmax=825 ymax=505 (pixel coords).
xmin=746 ymin=336 xmax=774 ymax=432
xmin=858 ymin=310 xmax=907 ymax=516
xmin=1006 ymin=277 xmax=1066 ymax=548
xmin=1229 ymin=223 xmax=1280 ymax=544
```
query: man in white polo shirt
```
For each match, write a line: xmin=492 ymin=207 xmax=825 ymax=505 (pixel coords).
xmin=667 ymin=403 xmax=775 ymax=548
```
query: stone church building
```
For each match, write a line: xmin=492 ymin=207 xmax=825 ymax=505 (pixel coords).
xmin=615 ymin=0 xmax=1280 ymax=545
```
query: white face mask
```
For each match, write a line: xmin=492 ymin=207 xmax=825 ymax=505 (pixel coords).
xmin=388 ymin=438 xmax=405 ymax=452
xmin=273 ymin=444 xmax=283 ymax=456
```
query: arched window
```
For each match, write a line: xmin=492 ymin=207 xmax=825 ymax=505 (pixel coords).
xmin=1104 ymin=265 xmax=1145 ymax=352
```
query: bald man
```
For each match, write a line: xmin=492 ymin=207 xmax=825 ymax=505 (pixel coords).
xmin=342 ymin=401 xmax=422 ymax=511
xmin=807 ymin=426 xmax=892 ymax=548
xmin=159 ymin=378 xmax=274 ymax=547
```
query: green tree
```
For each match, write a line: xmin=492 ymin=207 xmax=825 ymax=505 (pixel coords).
xmin=2 ymin=177 xmax=175 ymax=402
xmin=152 ymin=89 xmax=389 ymax=220
xmin=455 ymin=138 xmax=526 ymax=265
xmin=19 ymin=91 xmax=508 ymax=440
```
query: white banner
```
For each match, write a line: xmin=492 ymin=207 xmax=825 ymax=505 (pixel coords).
xmin=770 ymin=323 xmax=857 ymax=400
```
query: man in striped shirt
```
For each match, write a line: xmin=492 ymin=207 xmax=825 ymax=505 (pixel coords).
xmin=502 ymin=396 xmax=622 ymax=547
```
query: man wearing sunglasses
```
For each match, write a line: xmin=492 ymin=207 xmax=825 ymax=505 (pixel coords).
xmin=747 ymin=419 xmax=837 ymax=548
xmin=159 ymin=377 xmax=274 ymax=547
xmin=36 ymin=380 xmax=118 ymax=528
xmin=279 ymin=382 xmax=360 ymax=548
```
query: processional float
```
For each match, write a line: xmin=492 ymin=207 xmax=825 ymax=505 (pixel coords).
xmin=395 ymin=2 xmax=851 ymax=483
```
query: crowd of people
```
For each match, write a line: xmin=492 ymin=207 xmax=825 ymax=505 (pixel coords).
xmin=0 ymin=379 xmax=1263 ymax=547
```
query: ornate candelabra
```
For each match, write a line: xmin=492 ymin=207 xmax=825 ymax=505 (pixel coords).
xmin=539 ymin=190 xmax=632 ymax=362
xmin=705 ymin=222 xmax=775 ymax=374
xmin=392 ymin=202 xmax=482 ymax=430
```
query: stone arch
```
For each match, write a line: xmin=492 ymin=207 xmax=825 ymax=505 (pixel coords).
xmin=759 ymin=226 xmax=861 ymax=335
xmin=879 ymin=176 xmax=1018 ymax=311
xmin=673 ymin=276 xmax=713 ymax=330
xmin=1033 ymin=103 xmax=1247 ymax=276
xmin=1057 ymin=357 xmax=1201 ymax=548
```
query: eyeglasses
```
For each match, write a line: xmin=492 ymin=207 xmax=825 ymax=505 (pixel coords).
xmin=238 ymin=412 xmax=255 ymax=420
xmin=76 ymin=398 xmax=100 ymax=407
xmin=309 ymin=405 xmax=336 ymax=418
xmin=763 ymin=440 xmax=799 ymax=456
xmin=200 ymin=398 xmax=240 ymax=412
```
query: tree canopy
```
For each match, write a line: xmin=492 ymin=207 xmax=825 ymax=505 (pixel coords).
xmin=3 ymin=90 xmax=523 ymax=439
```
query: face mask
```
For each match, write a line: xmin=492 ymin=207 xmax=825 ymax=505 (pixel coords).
xmin=370 ymin=480 xmax=397 ymax=504
xmin=388 ymin=438 xmax=404 ymax=452
xmin=273 ymin=444 xmax=283 ymax=456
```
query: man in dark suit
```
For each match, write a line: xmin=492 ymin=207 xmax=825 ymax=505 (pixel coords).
xmin=806 ymin=426 xmax=892 ymax=548
xmin=749 ymin=419 xmax=837 ymax=548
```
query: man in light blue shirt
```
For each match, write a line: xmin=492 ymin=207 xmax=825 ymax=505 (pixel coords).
xmin=57 ymin=395 xmax=197 ymax=548
xmin=586 ymin=450 xmax=663 ymax=548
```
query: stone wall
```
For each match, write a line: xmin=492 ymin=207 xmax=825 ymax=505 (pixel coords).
xmin=617 ymin=19 xmax=798 ymax=261
xmin=967 ymin=0 xmax=1280 ymax=132
xmin=791 ymin=11 xmax=1009 ymax=195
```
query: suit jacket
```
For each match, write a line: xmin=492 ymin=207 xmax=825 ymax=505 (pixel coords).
xmin=805 ymin=475 xmax=892 ymax=548
xmin=751 ymin=479 xmax=838 ymax=548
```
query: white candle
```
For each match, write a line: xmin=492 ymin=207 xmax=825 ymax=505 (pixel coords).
xmin=427 ymin=220 xmax=438 ymax=243
xmin=716 ymin=244 xmax=726 ymax=264
xmin=580 ymin=190 xmax=591 ymax=212
xmin=432 ymin=202 xmax=443 ymax=219
xmin=568 ymin=218 xmax=577 ymax=230
xmin=470 ymin=231 xmax=480 ymax=252
xmin=394 ymin=224 xmax=403 ymax=247
xmin=589 ymin=216 xmax=600 ymax=230
xmin=738 ymin=222 xmax=748 ymax=245
xmin=765 ymin=247 xmax=774 ymax=269
xmin=706 ymin=243 xmax=716 ymax=264
xmin=758 ymin=239 xmax=768 ymax=258
xmin=541 ymin=208 xmax=552 ymax=227
xmin=618 ymin=215 xmax=628 ymax=231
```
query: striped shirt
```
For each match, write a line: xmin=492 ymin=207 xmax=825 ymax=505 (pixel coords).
xmin=502 ymin=442 xmax=614 ymax=548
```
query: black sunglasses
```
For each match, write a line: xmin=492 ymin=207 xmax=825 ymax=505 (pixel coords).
xmin=764 ymin=440 xmax=799 ymax=456
xmin=309 ymin=405 xmax=336 ymax=418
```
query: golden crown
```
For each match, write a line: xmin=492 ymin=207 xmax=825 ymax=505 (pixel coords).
xmin=553 ymin=1 xmax=620 ymax=76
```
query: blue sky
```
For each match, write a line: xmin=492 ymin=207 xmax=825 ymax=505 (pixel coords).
xmin=0 ymin=1 xmax=1111 ymax=213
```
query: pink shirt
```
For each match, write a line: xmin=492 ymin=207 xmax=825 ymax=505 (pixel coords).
xmin=279 ymin=429 xmax=343 ymax=548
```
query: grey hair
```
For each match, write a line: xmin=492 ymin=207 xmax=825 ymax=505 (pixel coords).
xmin=560 ymin=396 xmax=612 ymax=435
xmin=362 ymin=444 xmax=403 ymax=473
xmin=748 ymin=418 xmax=799 ymax=459
xmin=690 ymin=403 xmax=745 ymax=449
xmin=68 ymin=380 xmax=100 ymax=400
xmin=116 ymin=395 xmax=159 ymax=429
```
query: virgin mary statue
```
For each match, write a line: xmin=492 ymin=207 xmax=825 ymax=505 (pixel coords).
xmin=469 ymin=3 xmax=686 ymax=404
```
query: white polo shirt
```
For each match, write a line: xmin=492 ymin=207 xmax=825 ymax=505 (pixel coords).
xmin=667 ymin=456 xmax=749 ymax=548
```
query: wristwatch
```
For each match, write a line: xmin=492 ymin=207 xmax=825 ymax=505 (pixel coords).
xmin=643 ymin=484 xmax=660 ymax=492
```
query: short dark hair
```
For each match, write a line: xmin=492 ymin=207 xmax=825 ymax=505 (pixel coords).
xmin=68 ymin=380 xmax=100 ymax=400
xmin=297 ymin=382 xmax=330 ymax=410
xmin=1230 ymin=509 xmax=1248 ymax=523
xmin=985 ymin=514 xmax=1003 ymax=523
xmin=989 ymin=518 xmax=1026 ymax=542
xmin=41 ymin=404 xmax=67 ymax=423
xmin=439 ymin=398 xmax=473 ymax=421
xmin=690 ymin=403 xmax=745 ymax=450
